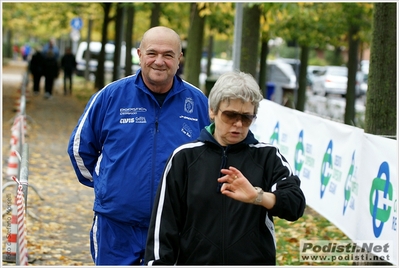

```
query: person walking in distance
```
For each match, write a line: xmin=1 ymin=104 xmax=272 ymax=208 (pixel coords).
xmin=29 ymin=45 xmax=45 ymax=95
xmin=61 ymin=47 xmax=77 ymax=95
xmin=67 ymin=26 xmax=210 ymax=265
xmin=42 ymin=49 xmax=60 ymax=99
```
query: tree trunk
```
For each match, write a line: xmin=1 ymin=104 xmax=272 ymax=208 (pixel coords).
xmin=95 ymin=3 xmax=112 ymax=90
xmin=258 ymin=37 xmax=269 ymax=97
xmin=206 ymin=35 xmax=214 ymax=77
xmin=124 ymin=5 xmax=135 ymax=76
xmin=84 ymin=19 xmax=93 ymax=82
xmin=344 ymin=24 xmax=360 ymax=126
xmin=113 ymin=3 xmax=124 ymax=81
xmin=354 ymin=3 xmax=396 ymax=265
xmin=296 ymin=46 xmax=309 ymax=112
xmin=240 ymin=3 xmax=261 ymax=78
xmin=5 ymin=29 xmax=13 ymax=58
xmin=185 ymin=3 xmax=205 ymax=88
xmin=150 ymin=3 xmax=161 ymax=27
xmin=332 ymin=47 xmax=343 ymax=66
xmin=364 ymin=3 xmax=397 ymax=138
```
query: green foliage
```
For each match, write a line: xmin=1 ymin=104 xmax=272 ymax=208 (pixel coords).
xmin=308 ymin=57 xmax=328 ymax=66
xmin=204 ymin=2 xmax=235 ymax=37
xmin=270 ymin=44 xmax=338 ymax=66
xmin=3 ymin=2 xmax=373 ymax=62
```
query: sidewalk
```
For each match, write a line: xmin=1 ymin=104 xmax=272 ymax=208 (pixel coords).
xmin=2 ymin=60 xmax=95 ymax=265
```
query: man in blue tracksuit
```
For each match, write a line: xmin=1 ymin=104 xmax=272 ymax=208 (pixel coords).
xmin=67 ymin=26 xmax=210 ymax=265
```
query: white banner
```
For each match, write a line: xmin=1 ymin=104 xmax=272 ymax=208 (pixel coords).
xmin=251 ymin=99 xmax=397 ymax=265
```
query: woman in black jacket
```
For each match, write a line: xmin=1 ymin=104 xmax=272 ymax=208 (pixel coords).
xmin=29 ymin=46 xmax=45 ymax=95
xmin=42 ymin=49 xmax=59 ymax=99
xmin=145 ymin=71 xmax=306 ymax=265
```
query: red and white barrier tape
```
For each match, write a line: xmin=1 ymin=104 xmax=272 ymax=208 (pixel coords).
xmin=7 ymin=115 xmax=25 ymax=178
xmin=12 ymin=176 xmax=28 ymax=265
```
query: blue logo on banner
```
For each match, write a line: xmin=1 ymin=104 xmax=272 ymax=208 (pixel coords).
xmin=343 ymin=151 xmax=355 ymax=215
xmin=269 ymin=122 xmax=279 ymax=145
xmin=294 ymin=130 xmax=305 ymax=176
xmin=369 ymin=161 xmax=393 ymax=237
xmin=320 ymin=140 xmax=333 ymax=198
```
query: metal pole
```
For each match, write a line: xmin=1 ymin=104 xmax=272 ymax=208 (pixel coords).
xmin=233 ymin=2 xmax=243 ymax=71
xmin=15 ymin=143 xmax=29 ymax=265
xmin=84 ymin=18 xmax=93 ymax=81
xmin=20 ymin=143 xmax=29 ymax=212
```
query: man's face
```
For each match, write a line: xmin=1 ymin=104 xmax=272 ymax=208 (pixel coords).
xmin=137 ymin=33 xmax=181 ymax=92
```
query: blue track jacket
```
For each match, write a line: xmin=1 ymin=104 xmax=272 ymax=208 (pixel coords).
xmin=67 ymin=70 xmax=210 ymax=225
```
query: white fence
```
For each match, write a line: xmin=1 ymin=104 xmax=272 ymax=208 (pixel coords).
xmin=250 ymin=99 xmax=397 ymax=265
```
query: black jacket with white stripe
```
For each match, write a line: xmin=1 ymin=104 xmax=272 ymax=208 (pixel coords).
xmin=145 ymin=126 xmax=306 ymax=265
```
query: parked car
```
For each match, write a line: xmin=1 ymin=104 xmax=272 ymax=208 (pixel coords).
xmin=277 ymin=58 xmax=301 ymax=78
xmin=200 ymin=58 xmax=234 ymax=76
xmin=307 ymin=65 xmax=326 ymax=90
xmin=266 ymin=60 xmax=298 ymax=104
xmin=75 ymin=41 xmax=140 ymax=78
xmin=199 ymin=58 xmax=234 ymax=89
xmin=312 ymin=66 xmax=352 ymax=97
xmin=360 ymin=60 xmax=369 ymax=74
xmin=357 ymin=71 xmax=368 ymax=95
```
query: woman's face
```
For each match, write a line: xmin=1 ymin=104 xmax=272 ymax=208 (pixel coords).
xmin=210 ymin=99 xmax=255 ymax=146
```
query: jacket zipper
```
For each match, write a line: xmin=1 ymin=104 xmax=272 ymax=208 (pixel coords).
xmin=150 ymin=110 xmax=160 ymax=213
xmin=220 ymin=148 xmax=227 ymax=263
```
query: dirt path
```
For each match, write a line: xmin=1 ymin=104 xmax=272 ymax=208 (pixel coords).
xmin=2 ymin=60 xmax=95 ymax=266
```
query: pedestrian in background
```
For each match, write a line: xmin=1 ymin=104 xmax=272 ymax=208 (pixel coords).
xmin=145 ymin=71 xmax=306 ymax=265
xmin=61 ymin=47 xmax=77 ymax=95
xmin=42 ymin=49 xmax=59 ymax=99
xmin=13 ymin=44 xmax=20 ymax=60
xmin=21 ymin=43 xmax=31 ymax=61
xmin=42 ymin=39 xmax=59 ymax=59
xmin=29 ymin=45 xmax=44 ymax=95
xmin=67 ymin=26 xmax=210 ymax=265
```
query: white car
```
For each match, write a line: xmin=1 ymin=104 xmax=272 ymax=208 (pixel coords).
xmin=75 ymin=41 xmax=140 ymax=78
xmin=307 ymin=65 xmax=326 ymax=90
xmin=357 ymin=71 xmax=368 ymax=95
xmin=199 ymin=58 xmax=234 ymax=88
xmin=312 ymin=66 xmax=349 ymax=97
xmin=200 ymin=58 xmax=234 ymax=76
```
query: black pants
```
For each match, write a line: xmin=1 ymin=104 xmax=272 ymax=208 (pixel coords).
xmin=63 ymin=71 xmax=73 ymax=95
xmin=45 ymin=76 xmax=55 ymax=96
xmin=32 ymin=73 xmax=42 ymax=93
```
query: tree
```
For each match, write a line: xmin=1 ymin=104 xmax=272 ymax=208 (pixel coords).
xmin=124 ymin=4 xmax=135 ymax=76
xmin=240 ymin=3 xmax=261 ymax=78
xmin=342 ymin=3 xmax=373 ymax=126
xmin=269 ymin=3 xmax=348 ymax=110
xmin=184 ymin=3 xmax=206 ymax=88
xmin=203 ymin=2 xmax=235 ymax=81
xmin=149 ymin=3 xmax=161 ymax=27
xmin=364 ymin=3 xmax=397 ymax=138
xmin=95 ymin=3 xmax=112 ymax=90
xmin=112 ymin=3 xmax=124 ymax=81
xmin=2 ymin=2 xmax=99 ymax=45
xmin=258 ymin=3 xmax=291 ymax=97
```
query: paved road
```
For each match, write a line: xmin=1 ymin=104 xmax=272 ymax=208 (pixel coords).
xmin=2 ymin=60 xmax=95 ymax=266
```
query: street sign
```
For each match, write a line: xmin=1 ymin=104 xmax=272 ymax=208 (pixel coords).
xmin=70 ymin=29 xmax=80 ymax=42
xmin=70 ymin=17 xmax=83 ymax=30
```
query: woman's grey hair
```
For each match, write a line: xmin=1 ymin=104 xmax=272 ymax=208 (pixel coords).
xmin=208 ymin=71 xmax=264 ymax=115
